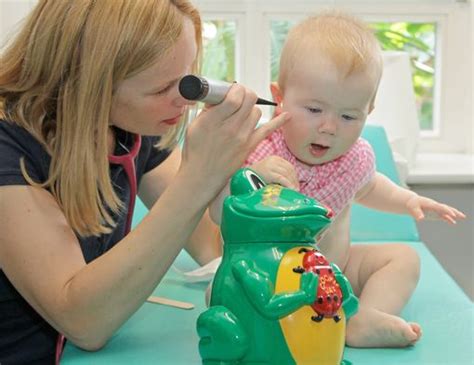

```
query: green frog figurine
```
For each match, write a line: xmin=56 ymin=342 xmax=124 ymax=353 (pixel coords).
xmin=197 ymin=168 xmax=358 ymax=365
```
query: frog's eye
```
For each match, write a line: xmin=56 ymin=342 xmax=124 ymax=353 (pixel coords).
xmin=230 ymin=168 xmax=268 ymax=195
xmin=245 ymin=170 xmax=266 ymax=191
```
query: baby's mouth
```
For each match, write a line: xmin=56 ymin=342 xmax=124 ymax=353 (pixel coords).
xmin=310 ymin=143 xmax=330 ymax=158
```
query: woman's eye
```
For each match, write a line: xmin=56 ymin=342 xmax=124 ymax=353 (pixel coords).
xmin=306 ymin=107 xmax=322 ymax=114
xmin=342 ymin=114 xmax=356 ymax=121
xmin=155 ymin=84 xmax=172 ymax=95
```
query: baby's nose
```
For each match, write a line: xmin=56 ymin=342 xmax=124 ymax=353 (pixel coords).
xmin=318 ymin=116 xmax=337 ymax=135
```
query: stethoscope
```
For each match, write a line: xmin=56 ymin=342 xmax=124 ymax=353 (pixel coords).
xmin=55 ymin=132 xmax=142 ymax=364
xmin=108 ymin=133 xmax=142 ymax=234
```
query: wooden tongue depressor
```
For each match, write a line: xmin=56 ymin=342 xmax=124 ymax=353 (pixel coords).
xmin=146 ymin=295 xmax=195 ymax=310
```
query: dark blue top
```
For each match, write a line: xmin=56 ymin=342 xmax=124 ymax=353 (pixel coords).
xmin=0 ymin=120 xmax=171 ymax=364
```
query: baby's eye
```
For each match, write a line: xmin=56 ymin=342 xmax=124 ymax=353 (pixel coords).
xmin=342 ymin=114 xmax=356 ymax=121
xmin=306 ymin=107 xmax=322 ymax=114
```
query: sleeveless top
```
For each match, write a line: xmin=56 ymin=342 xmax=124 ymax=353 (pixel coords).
xmin=0 ymin=120 xmax=170 ymax=364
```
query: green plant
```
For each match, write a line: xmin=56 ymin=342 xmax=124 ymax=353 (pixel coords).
xmin=372 ymin=22 xmax=436 ymax=130
xmin=202 ymin=20 xmax=236 ymax=82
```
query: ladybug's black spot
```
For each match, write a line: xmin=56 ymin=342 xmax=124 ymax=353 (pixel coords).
xmin=311 ymin=314 xmax=324 ymax=322
xmin=293 ymin=266 xmax=305 ymax=274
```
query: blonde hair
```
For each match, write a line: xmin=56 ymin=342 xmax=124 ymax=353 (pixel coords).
xmin=279 ymin=10 xmax=382 ymax=92
xmin=0 ymin=0 xmax=202 ymax=237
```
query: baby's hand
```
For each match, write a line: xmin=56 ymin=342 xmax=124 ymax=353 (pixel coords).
xmin=406 ymin=194 xmax=466 ymax=224
xmin=250 ymin=156 xmax=299 ymax=190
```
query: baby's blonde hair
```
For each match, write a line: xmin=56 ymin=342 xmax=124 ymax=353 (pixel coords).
xmin=0 ymin=0 xmax=202 ymax=237
xmin=279 ymin=10 xmax=382 ymax=92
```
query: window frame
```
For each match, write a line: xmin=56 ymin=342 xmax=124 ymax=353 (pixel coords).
xmin=1 ymin=0 xmax=471 ymax=155
xmin=195 ymin=0 xmax=472 ymax=155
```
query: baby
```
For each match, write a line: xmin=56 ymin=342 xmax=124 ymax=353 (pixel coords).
xmin=210 ymin=11 xmax=465 ymax=348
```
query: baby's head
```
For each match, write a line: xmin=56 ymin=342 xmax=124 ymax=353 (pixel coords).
xmin=273 ymin=11 xmax=383 ymax=165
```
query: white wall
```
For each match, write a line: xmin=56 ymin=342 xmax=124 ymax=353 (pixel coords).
xmin=0 ymin=0 xmax=36 ymax=49
xmin=1 ymin=0 xmax=472 ymax=161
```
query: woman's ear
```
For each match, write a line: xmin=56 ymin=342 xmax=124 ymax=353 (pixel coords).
xmin=270 ymin=82 xmax=283 ymax=116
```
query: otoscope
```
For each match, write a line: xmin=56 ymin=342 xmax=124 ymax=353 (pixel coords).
xmin=178 ymin=74 xmax=277 ymax=106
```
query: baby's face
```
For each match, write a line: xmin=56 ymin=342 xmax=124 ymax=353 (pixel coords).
xmin=277 ymin=57 xmax=377 ymax=165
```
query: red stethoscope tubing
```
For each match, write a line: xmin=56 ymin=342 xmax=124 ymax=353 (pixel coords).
xmin=108 ymin=134 xmax=142 ymax=233
xmin=55 ymin=134 xmax=141 ymax=364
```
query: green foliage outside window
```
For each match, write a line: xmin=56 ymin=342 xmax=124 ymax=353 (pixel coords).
xmin=372 ymin=22 xmax=436 ymax=130
xmin=201 ymin=20 xmax=236 ymax=82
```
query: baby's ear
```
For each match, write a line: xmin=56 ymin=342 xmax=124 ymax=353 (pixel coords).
xmin=368 ymin=103 xmax=375 ymax=115
xmin=270 ymin=82 xmax=283 ymax=103
xmin=270 ymin=82 xmax=283 ymax=116
xmin=368 ymin=93 xmax=377 ymax=115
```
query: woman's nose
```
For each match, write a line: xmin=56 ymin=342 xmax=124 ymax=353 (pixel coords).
xmin=175 ymin=97 xmax=196 ymax=107
xmin=172 ymin=86 xmax=196 ymax=107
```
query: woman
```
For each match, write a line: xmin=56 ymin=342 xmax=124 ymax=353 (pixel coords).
xmin=0 ymin=0 xmax=289 ymax=363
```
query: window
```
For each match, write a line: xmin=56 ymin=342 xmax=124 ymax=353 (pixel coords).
xmin=269 ymin=20 xmax=437 ymax=132
xmin=372 ymin=22 xmax=436 ymax=132
xmin=202 ymin=20 xmax=237 ymax=82
xmin=196 ymin=0 xmax=472 ymax=155
xmin=1 ymin=0 xmax=471 ymax=156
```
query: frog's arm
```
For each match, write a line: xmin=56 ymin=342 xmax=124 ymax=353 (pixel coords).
xmin=330 ymin=263 xmax=359 ymax=318
xmin=231 ymin=259 xmax=318 ymax=320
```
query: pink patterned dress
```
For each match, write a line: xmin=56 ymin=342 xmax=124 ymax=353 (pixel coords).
xmin=246 ymin=129 xmax=376 ymax=216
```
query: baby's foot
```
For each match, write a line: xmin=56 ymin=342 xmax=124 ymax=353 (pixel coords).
xmin=346 ymin=307 xmax=422 ymax=348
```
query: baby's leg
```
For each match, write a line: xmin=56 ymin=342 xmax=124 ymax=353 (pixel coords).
xmin=343 ymin=243 xmax=422 ymax=348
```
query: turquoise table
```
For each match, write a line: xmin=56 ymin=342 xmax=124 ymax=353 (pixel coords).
xmin=62 ymin=126 xmax=473 ymax=364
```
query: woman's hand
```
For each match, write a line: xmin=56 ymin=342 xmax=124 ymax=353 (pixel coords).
xmin=180 ymin=83 xmax=290 ymax=195
xmin=250 ymin=155 xmax=299 ymax=190
xmin=406 ymin=194 xmax=466 ymax=224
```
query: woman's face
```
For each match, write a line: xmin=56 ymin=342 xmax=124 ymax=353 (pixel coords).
xmin=110 ymin=17 xmax=197 ymax=136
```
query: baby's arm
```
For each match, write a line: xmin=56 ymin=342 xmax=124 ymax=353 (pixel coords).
xmin=209 ymin=156 xmax=299 ymax=224
xmin=355 ymin=172 xmax=465 ymax=224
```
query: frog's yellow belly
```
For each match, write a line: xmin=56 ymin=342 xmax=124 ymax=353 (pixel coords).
xmin=275 ymin=246 xmax=345 ymax=365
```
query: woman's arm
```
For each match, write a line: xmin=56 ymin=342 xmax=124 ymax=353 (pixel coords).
xmin=0 ymin=84 xmax=289 ymax=351
xmin=139 ymin=148 xmax=222 ymax=265
xmin=0 ymin=170 xmax=217 ymax=351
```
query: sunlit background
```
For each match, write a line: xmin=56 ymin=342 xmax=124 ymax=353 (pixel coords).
xmin=202 ymin=20 xmax=436 ymax=131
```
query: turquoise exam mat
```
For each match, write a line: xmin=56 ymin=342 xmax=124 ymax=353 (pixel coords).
xmin=62 ymin=243 xmax=473 ymax=365
xmin=62 ymin=125 xmax=473 ymax=364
